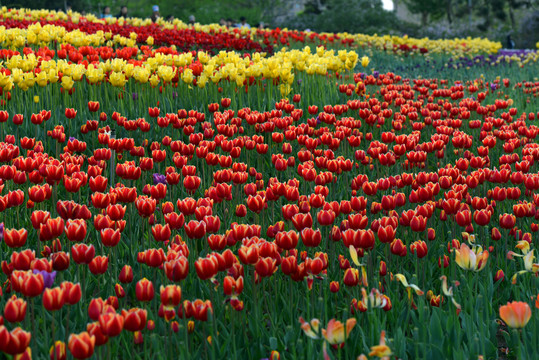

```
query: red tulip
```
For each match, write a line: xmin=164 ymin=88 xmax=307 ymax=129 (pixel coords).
xmin=68 ymin=332 xmax=95 ymax=359
xmin=160 ymin=285 xmax=182 ymax=307
xmin=88 ymin=101 xmax=100 ymax=112
xmin=61 ymin=282 xmax=82 ymax=305
xmin=255 ymin=257 xmax=276 ymax=277
xmin=88 ymin=256 xmax=108 ymax=275
xmin=119 ymin=265 xmax=134 ymax=283
xmin=195 ymin=257 xmax=218 ymax=280
xmin=71 ymin=244 xmax=95 ymax=264
xmin=20 ymin=272 xmax=44 ymax=298
xmin=43 ymin=287 xmax=66 ymax=311
xmin=3 ymin=228 xmax=28 ymax=248
xmin=3 ymin=295 xmax=27 ymax=323
xmin=135 ymin=278 xmax=154 ymax=302
xmin=100 ymin=228 xmax=121 ymax=247
xmin=164 ymin=257 xmax=189 ymax=282
xmin=122 ymin=308 xmax=147 ymax=332
xmin=65 ymin=108 xmax=77 ymax=119
xmin=99 ymin=313 xmax=124 ymax=337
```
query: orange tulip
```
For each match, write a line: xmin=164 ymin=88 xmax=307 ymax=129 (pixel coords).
xmin=321 ymin=318 xmax=356 ymax=346
xmin=499 ymin=301 xmax=532 ymax=329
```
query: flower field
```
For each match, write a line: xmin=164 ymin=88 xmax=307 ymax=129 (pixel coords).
xmin=1 ymin=7 xmax=539 ymax=360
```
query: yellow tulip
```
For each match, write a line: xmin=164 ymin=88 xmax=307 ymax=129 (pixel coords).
xmin=61 ymin=75 xmax=74 ymax=90
xmin=361 ymin=56 xmax=370 ymax=68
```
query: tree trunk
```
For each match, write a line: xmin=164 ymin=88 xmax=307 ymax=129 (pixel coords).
xmin=422 ymin=11 xmax=428 ymax=26
xmin=446 ymin=0 xmax=453 ymax=24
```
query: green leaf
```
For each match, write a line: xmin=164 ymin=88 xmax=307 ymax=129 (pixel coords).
xmin=429 ymin=309 xmax=443 ymax=343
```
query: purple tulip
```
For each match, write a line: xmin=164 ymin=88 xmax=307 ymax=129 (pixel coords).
xmin=0 ymin=222 xmax=4 ymax=242
xmin=33 ymin=269 xmax=57 ymax=288
xmin=153 ymin=173 xmax=167 ymax=185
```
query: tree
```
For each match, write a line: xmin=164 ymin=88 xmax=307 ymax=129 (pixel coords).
xmin=401 ymin=0 xmax=446 ymax=25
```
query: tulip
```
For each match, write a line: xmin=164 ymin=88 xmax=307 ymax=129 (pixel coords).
xmin=100 ymin=228 xmax=121 ymax=247
xmin=119 ymin=265 xmax=134 ymax=283
xmin=1 ymin=327 xmax=31 ymax=355
xmin=43 ymin=287 xmax=66 ymax=311
xmin=322 ymin=318 xmax=357 ymax=346
xmin=454 ymin=243 xmax=489 ymax=272
xmin=368 ymin=330 xmax=392 ymax=358
xmin=160 ymin=285 xmax=182 ymax=308
xmin=61 ymin=282 xmax=82 ymax=305
xmin=21 ymin=271 xmax=45 ymax=297
xmin=68 ymin=332 xmax=96 ymax=359
xmin=136 ymin=278 xmax=154 ymax=302
xmin=3 ymin=228 xmax=28 ymax=248
xmin=71 ymin=244 xmax=95 ymax=264
xmin=4 ymin=295 xmax=27 ymax=323
xmin=499 ymin=301 xmax=532 ymax=329
xmin=88 ymin=256 xmax=109 ymax=275
xmin=122 ymin=308 xmax=147 ymax=332
xmin=49 ymin=340 xmax=66 ymax=360
xmin=99 ymin=313 xmax=124 ymax=337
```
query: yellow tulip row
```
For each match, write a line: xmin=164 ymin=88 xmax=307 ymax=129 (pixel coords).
xmin=0 ymin=46 xmax=360 ymax=93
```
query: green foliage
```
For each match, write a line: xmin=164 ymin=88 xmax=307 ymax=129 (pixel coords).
xmin=283 ymin=0 xmax=400 ymax=35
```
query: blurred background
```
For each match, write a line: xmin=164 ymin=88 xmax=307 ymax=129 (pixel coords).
xmin=1 ymin=0 xmax=539 ymax=48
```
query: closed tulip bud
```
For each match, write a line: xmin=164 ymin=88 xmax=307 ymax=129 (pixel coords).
xmin=427 ymin=228 xmax=435 ymax=241
xmin=49 ymin=340 xmax=66 ymax=360
xmin=136 ymin=278 xmax=154 ymax=302
xmin=133 ymin=331 xmax=143 ymax=344
xmin=119 ymin=265 xmax=134 ymax=283
xmin=115 ymin=284 xmax=126 ymax=298
xmin=329 ymin=281 xmax=340 ymax=293
xmin=88 ymin=298 xmax=105 ymax=321
xmin=438 ymin=255 xmax=450 ymax=268
xmin=494 ymin=269 xmax=504 ymax=282
xmin=379 ymin=261 xmax=387 ymax=277
xmin=491 ymin=227 xmax=501 ymax=241
xmin=52 ymin=252 xmax=70 ymax=271
xmin=343 ymin=268 xmax=359 ymax=287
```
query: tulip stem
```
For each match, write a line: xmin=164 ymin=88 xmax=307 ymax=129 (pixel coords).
xmin=65 ymin=306 xmax=70 ymax=345
xmin=51 ymin=316 xmax=56 ymax=359
xmin=30 ymin=297 xmax=36 ymax=355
